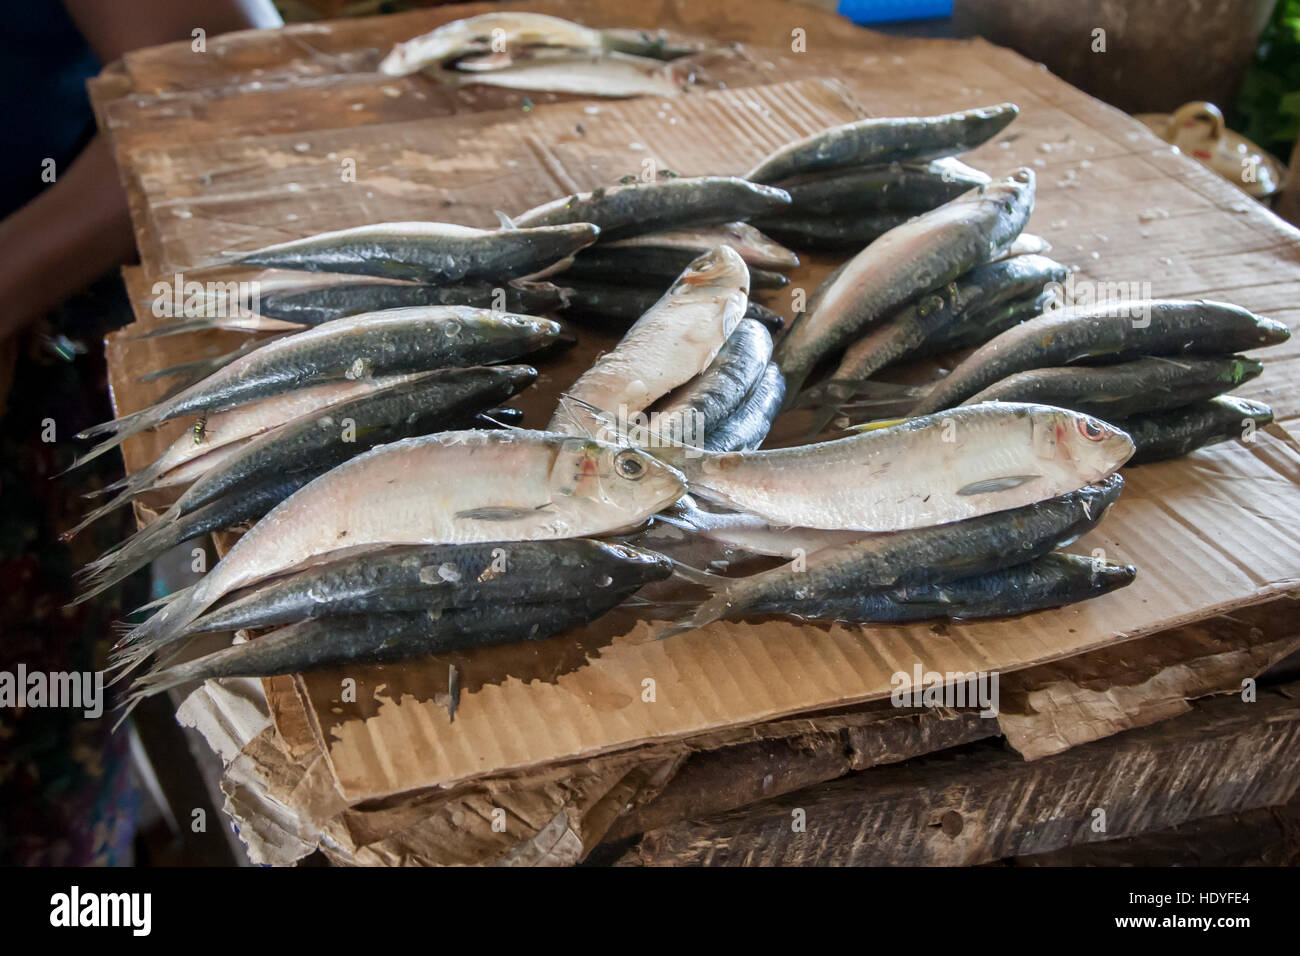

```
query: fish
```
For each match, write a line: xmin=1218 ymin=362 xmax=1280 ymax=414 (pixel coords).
xmin=768 ymin=158 xmax=991 ymax=216
xmin=379 ymin=12 xmax=605 ymax=75
xmin=809 ymin=254 xmax=1070 ymax=405
xmin=229 ymin=221 xmax=599 ymax=284
xmin=910 ymin=299 xmax=1291 ymax=415
xmin=562 ymin=281 xmax=785 ymax=331
xmin=700 ymin=363 xmax=787 ymax=452
xmin=771 ymin=552 xmax=1136 ymax=623
xmin=655 ymin=494 xmax=866 ymax=558
xmin=549 ymin=246 xmax=749 ymax=438
xmin=745 ymin=103 xmax=1019 ymax=184
xmin=651 ymin=402 xmax=1133 ymax=532
xmin=72 ymin=307 xmax=560 ymax=468
xmin=79 ymin=375 xmax=429 ymax=519
xmin=444 ymin=51 xmax=687 ymax=98
xmin=169 ymin=539 xmax=672 ymax=638
xmin=511 ymin=177 xmax=792 ymax=241
xmin=1117 ymin=396 xmax=1275 ymax=465
xmin=114 ymin=430 xmax=686 ymax=659
xmin=651 ymin=319 xmax=772 ymax=444
xmin=919 ymin=288 xmax=1054 ymax=354
xmin=123 ymin=588 xmax=639 ymax=710
xmin=247 ymin=279 xmax=568 ymax=328
xmin=748 ymin=212 xmax=912 ymax=252
xmin=773 ymin=169 xmax=1036 ymax=402
xmin=670 ymin=474 xmax=1124 ymax=632
xmin=561 ymin=247 xmax=790 ymax=288
xmin=75 ymin=368 xmax=539 ymax=601
xmin=603 ymin=222 xmax=800 ymax=269
xmin=596 ymin=27 xmax=705 ymax=60
xmin=961 ymin=356 xmax=1264 ymax=419
xmin=136 ymin=336 xmax=284 ymax=390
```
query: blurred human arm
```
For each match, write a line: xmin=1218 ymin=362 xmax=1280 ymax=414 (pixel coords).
xmin=0 ymin=0 xmax=282 ymax=342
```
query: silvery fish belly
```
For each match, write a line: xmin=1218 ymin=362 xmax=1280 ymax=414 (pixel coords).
xmin=550 ymin=246 xmax=750 ymax=439
xmin=660 ymin=402 xmax=1134 ymax=532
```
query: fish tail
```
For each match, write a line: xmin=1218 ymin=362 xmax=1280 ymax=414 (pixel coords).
xmin=65 ymin=406 xmax=163 ymax=473
xmin=71 ymin=508 xmax=184 ymax=605
xmin=127 ymin=316 xmax=234 ymax=339
xmin=60 ymin=489 xmax=139 ymax=540
xmin=658 ymin=559 xmax=739 ymax=636
xmin=111 ymin=580 xmax=211 ymax=665
xmin=111 ymin=654 xmax=202 ymax=731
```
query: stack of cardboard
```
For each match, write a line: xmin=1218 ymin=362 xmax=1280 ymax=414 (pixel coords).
xmin=91 ymin=0 xmax=1300 ymax=864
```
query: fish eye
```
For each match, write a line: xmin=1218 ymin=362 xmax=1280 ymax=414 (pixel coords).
xmin=1077 ymin=417 xmax=1106 ymax=441
xmin=615 ymin=450 xmax=647 ymax=480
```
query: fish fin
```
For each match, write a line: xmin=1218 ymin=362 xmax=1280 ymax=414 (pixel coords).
xmin=957 ymin=475 xmax=1041 ymax=496
xmin=454 ymin=504 xmax=552 ymax=521
xmin=474 ymin=411 xmax=529 ymax=432
xmin=518 ymin=253 xmax=577 ymax=282
xmin=845 ymin=417 xmax=910 ymax=433
xmin=64 ymin=405 xmax=161 ymax=473
xmin=493 ymin=209 xmax=518 ymax=230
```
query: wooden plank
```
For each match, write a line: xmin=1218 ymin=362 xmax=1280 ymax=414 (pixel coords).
xmin=599 ymin=600 xmax=1299 ymax=846
xmin=1001 ymin=797 xmax=1300 ymax=867
xmin=615 ymin=681 xmax=1300 ymax=866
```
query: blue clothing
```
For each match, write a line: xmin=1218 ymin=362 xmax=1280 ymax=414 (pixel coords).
xmin=0 ymin=0 xmax=101 ymax=216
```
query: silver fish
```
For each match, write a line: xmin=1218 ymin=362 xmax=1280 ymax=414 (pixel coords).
xmin=550 ymin=246 xmax=749 ymax=439
xmin=116 ymin=430 xmax=686 ymax=661
xmin=774 ymin=169 xmax=1036 ymax=402
xmin=73 ymin=307 xmax=560 ymax=468
xmin=653 ymin=402 xmax=1133 ymax=532
xmin=745 ymin=103 xmax=1019 ymax=184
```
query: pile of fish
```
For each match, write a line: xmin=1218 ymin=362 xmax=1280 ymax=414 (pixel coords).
xmin=378 ymin=12 xmax=704 ymax=97
xmin=65 ymin=82 xmax=1288 ymax=717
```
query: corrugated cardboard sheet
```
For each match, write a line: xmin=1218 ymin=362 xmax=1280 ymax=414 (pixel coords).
xmin=96 ymin=0 xmax=1300 ymax=804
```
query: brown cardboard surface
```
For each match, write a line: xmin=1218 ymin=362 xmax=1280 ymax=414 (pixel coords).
xmin=94 ymin=0 xmax=1300 ymax=805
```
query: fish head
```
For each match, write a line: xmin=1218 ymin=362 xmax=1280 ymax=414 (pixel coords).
xmin=597 ymin=541 xmax=676 ymax=582
xmin=476 ymin=311 xmax=564 ymax=350
xmin=1028 ymin=404 xmax=1134 ymax=482
xmin=674 ymin=244 xmax=751 ymax=296
xmin=549 ymin=437 xmax=686 ymax=525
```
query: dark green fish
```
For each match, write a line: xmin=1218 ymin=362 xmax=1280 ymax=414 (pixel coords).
xmin=1117 ymin=396 xmax=1275 ymax=465
xmin=769 ymin=158 xmax=990 ymax=216
xmin=168 ymin=538 xmax=672 ymax=638
xmin=805 ymin=254 xmax=1068 ymax=405
xmin=773 ymin=552 xmax=1135 ymax=623
xmin=671 ymin=474 xmax=1124 ymax=632
xmin=511 ymin=176 xmax=792 ymax=240
xmin=122 ymin=586 xmax=639 ymax=705
xmin=963 ymin=356 xmax=1264 ymax=419
xmin=232 ymin=221 xmax=600 ymax=283
xmin=255 ymin=279 xmax=569 ymax=327
xmin=701 ymin=362 xmax=787 ymax=452
xmin=73 ymin=307 xmax=560 ymax=468
xmin=561 ymin=246 xmax=790 ymax=289
xmin=920 ymin=288 xmax=1052 ymax=354
xmin=911 ymin=299 xmax=1290 ymax=415
xmin=745 ymin=103 xmax=1019 ymax=184
xmin=775 ymin=169 xmax=1036 ymax=402
xmin=563 ymin=280 xmax=785 ymax=331
xmin=749 ymin=211 xmax=911 ymax=251
xmin=652 ymin=319 xmax=772 ymax=444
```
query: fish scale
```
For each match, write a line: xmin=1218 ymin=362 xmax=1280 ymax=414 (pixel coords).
xmin=652 ymin=402 xmax=1133 ymax=532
